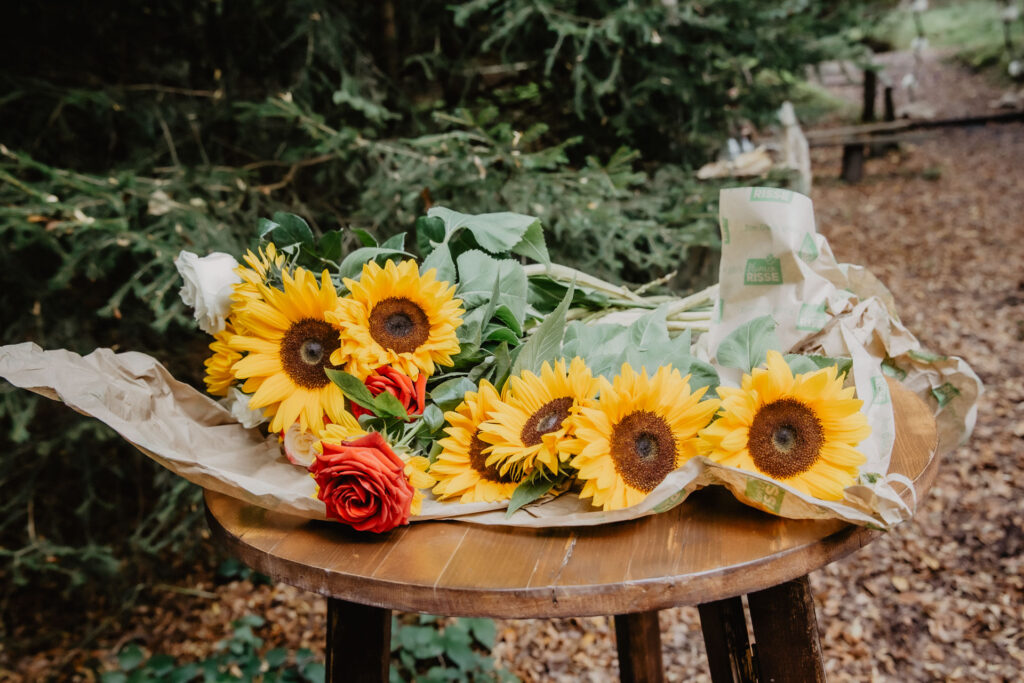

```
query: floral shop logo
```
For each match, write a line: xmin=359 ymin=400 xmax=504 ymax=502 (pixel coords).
xmin=745 ymin=478 xmax=785 ymax=513
xmin=871 ymin=375 xmax=891 ymax=405
xmin=749 ymin=187 xmax=794 ymax=203
xmin=799 ymin=233 xmax=819 ymax=263
xmin=931 ymin=382 xmax=961 ymax=407
xmin=796 ymin=302 xmax=828 ymax=332
xmin=744 ymin=254 xmax=783 ymax=285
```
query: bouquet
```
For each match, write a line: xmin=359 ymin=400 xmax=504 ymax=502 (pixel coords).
xmin=0 ymin=188 xmax=980 ymax=533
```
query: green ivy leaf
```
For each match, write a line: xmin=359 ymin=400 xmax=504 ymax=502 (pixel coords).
xmin=716 ymin=316 xmax=780 ymax=373
xmin=511 ymin=281 xmax=573 ymax=377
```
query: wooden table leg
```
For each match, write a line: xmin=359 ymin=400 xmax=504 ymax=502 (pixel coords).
xmin=746 ymin=575 xmax=826 ymax=683
xmin=614 ymin=610 xmax=665 ymax=683
xmin=326 ymin=598 xmax=392 ymax=682
xmin=698 ymin=597 xmax=756 ymax=683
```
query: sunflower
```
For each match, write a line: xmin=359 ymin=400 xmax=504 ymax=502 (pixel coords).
xmin=698 ymin=350 xmax=870 ymax=501
xmin=566 ymin=364 xmax=719 ymax=511
xmin=431 ymin=380 xmax=521 ymax=503
xmin=203 ymin=323 xmax=241 ymax=397
xmin=327 ymin=260 xmax=463 ymax=380
xmin=229 ymin=267 xmax=350 ymax=434
xmin=233 ymin=243 xmax=285 ymax=302
xmin=480 ymin=357 xmax=599 ymax=478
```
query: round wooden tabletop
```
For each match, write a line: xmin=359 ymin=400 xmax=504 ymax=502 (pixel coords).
xmin=204 ymin=379 xmax=939 ymax=619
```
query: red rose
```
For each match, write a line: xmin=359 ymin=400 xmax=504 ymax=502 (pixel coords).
xmin=308 ymin=432 xmax=414 ymax=533
xmin=351 ymin=366 xmax=427 ymax=421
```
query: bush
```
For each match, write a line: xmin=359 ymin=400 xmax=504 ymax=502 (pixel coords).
xmin=0 ymin=0 xmax=871 ymax=638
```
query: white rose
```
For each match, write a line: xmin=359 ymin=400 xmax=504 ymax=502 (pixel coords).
xmin=282 ymin=422 xmax=320 ymax=467
xmin=174 ymin=250 xmax=242 ymax=334
xmin=220 ymin=387 xmax=266 ymax=429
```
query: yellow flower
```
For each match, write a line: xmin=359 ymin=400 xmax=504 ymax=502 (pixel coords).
xmin=405 ymin=456 xmax=436 ymax=516
xmin=480 ymin=357 xmax=599 ymax=478
xmin=327 ymin=260 xmax=463 ymax=379
xmin=566 ymin=364 xmax=719 ymax=511
xmin=233 ymin=243 xmax=285 ymax=302
xmin=431 ymin=380 xmax=522 ymax=503
xmin=229 ymin=267 xmax=351 ymax=434
xmin=203 ymin=323 xmax=241 ymax=397
xmin=698 ymin=350 xmax=870 ymax=502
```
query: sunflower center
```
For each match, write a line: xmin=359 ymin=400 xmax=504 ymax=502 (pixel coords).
xmin=747 ymin=399 xmax=825 ymax=479
xmin=520 ymin=397 xmax=574 ymax=446
xmin=279 ymin=318 xmax=341 ymax=389
xmin=368 ymin=297 xmax=430 ymax=354
xmin=468 ymin=431 xmax=517 ymax=483
xmin=609 ymin=411 xmax=677 ymax=493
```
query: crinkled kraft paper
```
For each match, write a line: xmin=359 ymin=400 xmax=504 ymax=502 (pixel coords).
xmin=0 ymin=188 xmax=980 ymax=529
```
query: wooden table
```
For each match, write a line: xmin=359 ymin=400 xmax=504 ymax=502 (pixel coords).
xmin=205 ymin=379 xmax=938 ymax=682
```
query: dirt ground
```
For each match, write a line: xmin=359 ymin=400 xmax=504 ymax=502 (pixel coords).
xmin=5 ymin=53 xmax=1024 ymax=682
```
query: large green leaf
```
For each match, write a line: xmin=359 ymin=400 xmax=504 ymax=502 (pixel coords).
xmin=455 ymin=250 xmax=527 ymax=326
xmin=421 ymin=242 xmax=456 ymax=286
xmin=512 ymin=282 xmax=573 ymax=377
xmin=561 ymin=309 xmax=718 ymax=390
xmin=428 ymin=206 xmax=540 ymax=255
xmin=716 ymin=316 xmax=780 ymax=373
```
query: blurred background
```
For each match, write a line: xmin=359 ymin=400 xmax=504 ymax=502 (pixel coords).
xmin=1 ymin=0 xmax=1022 ymax=680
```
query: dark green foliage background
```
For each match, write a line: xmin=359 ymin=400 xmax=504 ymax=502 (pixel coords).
xmin=0 ymin=0 xmax=873 ymax=644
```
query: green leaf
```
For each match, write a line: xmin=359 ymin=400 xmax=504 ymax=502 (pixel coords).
xmin=257 ymin=217 xmax=279 ymax=239
xmin=716 ymin=316 xmax=780 ymax=373
xmin=338 ymin=246 xmax=414 ymax=281
xmin=785 ymin=354 xmax=853 ymax=377
xmin=506 ymin=476 xmax=557 ymax=517
xmin=380 ymin=232 xmax=406 ymax=251
xmin=455 ymin=250 xmax=528 ymax=326
xmin=511 ymin=217 xmax=550 ymax=264
xmin=429 ymin=377 xmax=477 ymax=411
xmin=352 ymin=228 xmax=378 ymax=247
xmin=465 ymin=618 xmax=497 ymax=648
xmin=491 ymin=342 xmax=513 ymax=389
xmin=117 ymin=644 xmax=145 ymax=672
xmin=484 ymin=326 xmax=520 ymax=346
xmin=422 ymin=403 xmax=445 ymax=431
xmin=511 ymin=282 xmax=573 ymax=377
xmin=428 ymin=206 xmax=539 ymax=254
xmin=317 ymin=231 xmax=343 ymax=262
xmin=373 ymin=391 xmax=410 ymax=420
xmin=326 ymin=369 xmax=376 ymax=411
xmin=421 ymin=242 xmax=456 ymax=286
xmin=492 ymin=304 xmax=523 ymax=337
xmin=270 ymin=212 xmax=315 ymax=247
xmin=415 ymin=215 xmax=446 ymax=256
